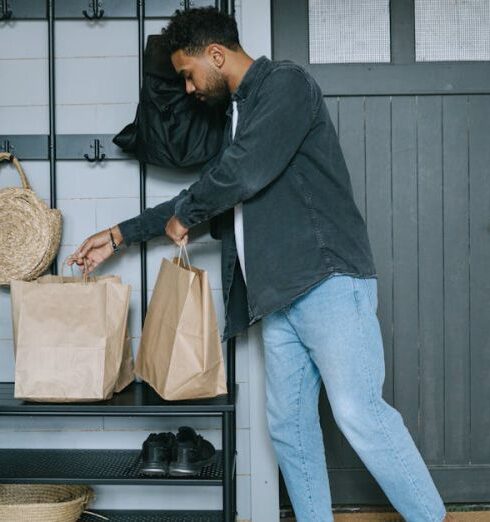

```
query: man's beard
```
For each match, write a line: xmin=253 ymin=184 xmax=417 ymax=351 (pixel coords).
xmin=201 ymin=67 xmax=230 ymax=108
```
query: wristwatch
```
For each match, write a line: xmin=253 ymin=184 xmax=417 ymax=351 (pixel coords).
xmin=108 ymin=227 xmax=120 ymax=254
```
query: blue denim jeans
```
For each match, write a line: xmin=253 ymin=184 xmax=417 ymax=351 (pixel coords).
xmin=260 ymin=272 xmax=447 ymax=522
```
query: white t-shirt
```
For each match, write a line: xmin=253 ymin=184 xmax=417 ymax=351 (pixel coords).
xmin=232 ymin=100 xmax=246 ymax=284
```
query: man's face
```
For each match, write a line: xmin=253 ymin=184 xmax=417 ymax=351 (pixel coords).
xmin=171 ymin=48 xmax=230 ymax=107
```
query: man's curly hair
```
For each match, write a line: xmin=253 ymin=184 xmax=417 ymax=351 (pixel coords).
xmin=160 ymin=7 xmax=241 ymax=56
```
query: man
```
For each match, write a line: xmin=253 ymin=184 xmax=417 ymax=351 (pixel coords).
xmin=70 ymin=7 xmax=453 ymax=522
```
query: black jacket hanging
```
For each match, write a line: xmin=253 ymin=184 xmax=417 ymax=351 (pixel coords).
xmin=112 ymin=34 xmax=227 ymax=169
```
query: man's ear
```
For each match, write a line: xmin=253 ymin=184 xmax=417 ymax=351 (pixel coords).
xmin=207 ymin=44 xmax=226 ymax=69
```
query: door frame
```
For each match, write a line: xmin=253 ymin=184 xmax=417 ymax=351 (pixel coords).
xmin=272 ymin=0 xmax=490 ymax=96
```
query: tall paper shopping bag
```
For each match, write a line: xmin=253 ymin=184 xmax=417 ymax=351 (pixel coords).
xmin=135 ymin=246 xmax=227 ymax=401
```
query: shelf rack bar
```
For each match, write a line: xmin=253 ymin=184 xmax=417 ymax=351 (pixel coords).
xmin=137 ymin=0 xmax=148 ymax=323
xmin=222 ymin=411 xmax=233 ymax=521
xmin=48 ymin=0 xmax=57 ymax=274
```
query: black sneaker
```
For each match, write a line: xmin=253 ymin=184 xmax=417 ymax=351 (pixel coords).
xmin=168 ymin=426 xmax=216 ymax=476
xmin=140 ymin=432 xmax=176 ymax=476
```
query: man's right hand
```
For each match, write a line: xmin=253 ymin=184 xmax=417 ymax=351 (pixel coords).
xmin=67 ymin=225 xmax=123 ymax=274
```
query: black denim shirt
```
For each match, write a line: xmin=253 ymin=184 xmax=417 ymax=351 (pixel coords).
xmin=118 ymin=55 xmax=377 ymax=342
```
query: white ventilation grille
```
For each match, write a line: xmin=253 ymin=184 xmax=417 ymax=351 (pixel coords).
xmin=415 ymin=0 xmax=490 ymax=61
xmin=308 ymin=0 xmax=391 ymax=64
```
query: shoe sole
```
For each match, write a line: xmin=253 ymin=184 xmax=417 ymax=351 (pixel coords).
xmin=140 ymin=462 xmax=168 ymax=476
xmin=168 ymin=455 xmax=215 ymax=476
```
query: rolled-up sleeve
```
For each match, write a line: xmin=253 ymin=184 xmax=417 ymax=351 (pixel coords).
xmin=174 ymin=67 xmax=315 ymax=228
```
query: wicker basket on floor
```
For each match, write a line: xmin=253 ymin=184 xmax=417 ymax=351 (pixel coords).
xmin=0 ymin=484 xmax=94 ymax=522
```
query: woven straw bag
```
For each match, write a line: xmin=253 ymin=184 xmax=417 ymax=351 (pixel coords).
xmin=0 ymin=152 xmax=62 ymax=285
xmin=0 ymin=484 xmax=105 ymax=521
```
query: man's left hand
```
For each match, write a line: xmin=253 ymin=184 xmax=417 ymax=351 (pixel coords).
xmin=166 ymin=215 xmax=189 ymax=246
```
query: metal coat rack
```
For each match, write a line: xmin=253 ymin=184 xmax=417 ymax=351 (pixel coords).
xmin=0 ymin=0 xmax=235 ymax=324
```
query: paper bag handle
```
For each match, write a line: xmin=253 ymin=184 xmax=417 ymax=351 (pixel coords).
xmin=82 ymin=511 xmax=109 ymax=520
xmin=176 ymin=243 xmax=191 ymax=269
xmin=61 ymin=256 xmax=92 ymax=283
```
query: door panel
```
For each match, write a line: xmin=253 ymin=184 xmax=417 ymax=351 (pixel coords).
xmin=330 ymin=94 xmax=489 ymax=501
xmin=469 ymin=96 xmax=490 ymax=465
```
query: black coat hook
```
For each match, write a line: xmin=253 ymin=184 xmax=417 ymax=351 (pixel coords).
xmin=0 ymin=0 xmax=13 ymax=20
xmin=84 ymin=139 xmax=106 ymax=163
xmin=1 ymin=139 xmax=13 ymax=154
xmin=83 ymin=0 xmax=104 ymax=20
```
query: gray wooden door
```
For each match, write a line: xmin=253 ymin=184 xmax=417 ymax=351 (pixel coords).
xmin=273 ymin=0 xmax=490 ymax=506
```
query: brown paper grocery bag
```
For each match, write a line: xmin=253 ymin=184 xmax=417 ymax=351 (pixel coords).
xmin=10 ymin=270 xmax=133 ymax=402
xmin=114 ymin=332 xmax=134 ymax=393
xmin=135 ymin=244 xmax=227 ymax=401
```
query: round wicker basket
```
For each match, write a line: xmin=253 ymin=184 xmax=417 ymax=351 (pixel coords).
xmin=0 ymin=152 xmax=62 ymax=285
xmin=0 ymin=484 xmax=94 ymax=521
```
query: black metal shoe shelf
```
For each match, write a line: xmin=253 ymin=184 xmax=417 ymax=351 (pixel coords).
xmin=1 ymin=1 xmax=237 ymax=521
xmin=0 ymin=337 xmax=237 ymax=521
